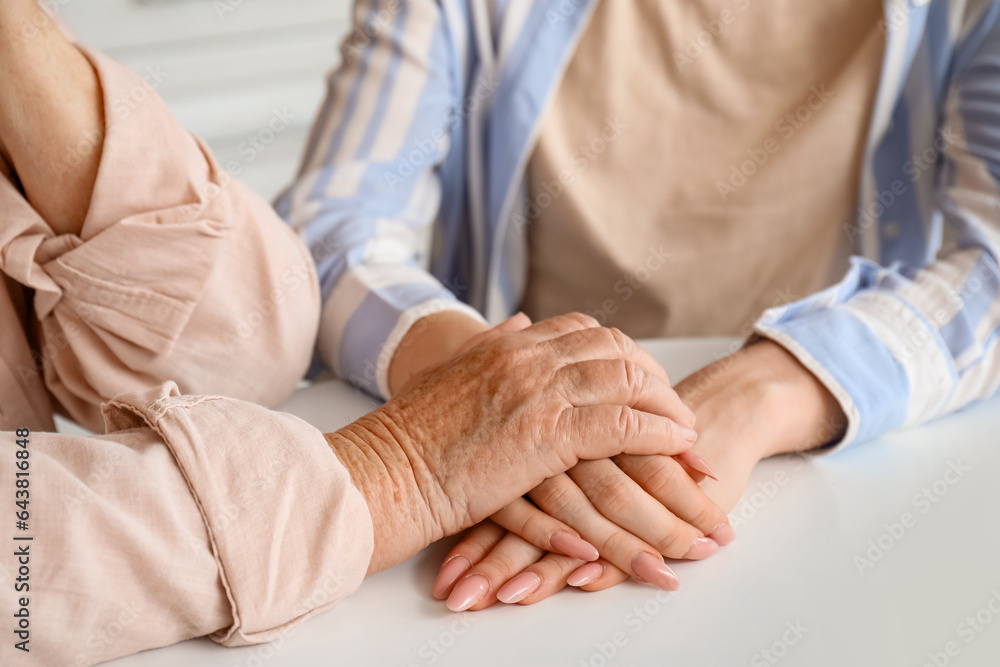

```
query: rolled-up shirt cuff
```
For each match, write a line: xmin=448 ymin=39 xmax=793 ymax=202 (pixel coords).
xmin=102 ymin=382 xmax=374 ymax=645
xmin=752 ymin=308 xmax=872 ymax=453
xmin=318 ymin=264 xmax=487 ymax=399
xmin=376 ymin=299 xmax=487 ymax=399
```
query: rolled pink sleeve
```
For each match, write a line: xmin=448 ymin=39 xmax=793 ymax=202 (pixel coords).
xmin=0 ymin=383 xmax=373 ymax=666
xmin=0 ymin=47 xmax=320 ymax=432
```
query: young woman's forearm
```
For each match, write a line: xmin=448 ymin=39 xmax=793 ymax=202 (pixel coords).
xmin=386 ymin=310 xmax=490 ymax=396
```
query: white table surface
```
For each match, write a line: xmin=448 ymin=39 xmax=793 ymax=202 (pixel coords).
xmin=108 ymin=338 xmax=1000 ymax=667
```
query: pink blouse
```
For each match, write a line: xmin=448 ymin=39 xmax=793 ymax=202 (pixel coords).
xmin=0 ymin=47 xmax=373 ymax=665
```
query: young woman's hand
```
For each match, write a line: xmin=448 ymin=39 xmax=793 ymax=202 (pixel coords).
xmin=432 ymin=455 xmax=734 ymax=611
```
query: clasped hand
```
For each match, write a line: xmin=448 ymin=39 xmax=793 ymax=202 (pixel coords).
xmin=346 ymin=311 xmax=839 ymax=609
xmin=423 ymin=314 xmax=735 ymax=611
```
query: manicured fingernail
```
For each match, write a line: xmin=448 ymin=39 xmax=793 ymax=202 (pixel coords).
xmin=447 ymin=574 xmax=490 ymax=612
xmin=567 ymin=562 xmax=605 ymax=587
xmin=631 ymin=552 xmax=680 ymax=591
xmin=497 ymin=572 xmax=541 ymax=604
xmin=550 ymin=531 xmax=600 ymax=562
xmin=679 ymin=451 xmax=719 ymax=480
xmin=679 ymin=426 xmax=698 ymax=444
xmin=433 ymin=556 xmax=471 ymax=599
xmin=710 ymin=522 xmax=737 ymax=546
xmin=682 ymin=537 xmax=718 ymax=560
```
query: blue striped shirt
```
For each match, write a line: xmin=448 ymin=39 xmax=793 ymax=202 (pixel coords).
xmin=276 ymin=0 xmax=1000 ymax=449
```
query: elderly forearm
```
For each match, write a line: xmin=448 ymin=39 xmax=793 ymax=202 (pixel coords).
xmin=326 ymin=414 xmax=442 ymax=575
xmin=0 ymin=0 xmax=103 ymax=237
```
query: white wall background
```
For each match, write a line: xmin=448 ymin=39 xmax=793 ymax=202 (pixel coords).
xmin=59 ymin=0 xmax=354 ymax=200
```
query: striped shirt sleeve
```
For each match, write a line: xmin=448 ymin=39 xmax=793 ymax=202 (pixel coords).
xmin=754 ymin=10 xmax=1000 ymax=451
xmin=275 ymin=0 xmax=484 ymax=398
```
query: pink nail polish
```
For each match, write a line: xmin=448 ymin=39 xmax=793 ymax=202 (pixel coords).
xmin=679 ymin=426 xmax=699 ymax=443
xmin=447 ymin=574 xmax=490 ymax=612
xmin=677 ymin=451 xmax=719 ymax=480
xmin=631 ymin=552 xmax=680 ymax=591
xmin=550 ymin=531 xmax=600 ymax=562
xmin=497 ymin=572 xmax=541 ymax=604
xmin=682 ymin=537 xmax=718 ymax=560
xmin=710 ymin=522 xmax=737 ymax=546
xmin=433 ymin=556 xmax=472 ymax=600
xmin=567 ymin=562 xmax=605 ymax=587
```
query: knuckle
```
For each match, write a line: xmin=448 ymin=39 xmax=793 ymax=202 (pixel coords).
xmin=586 ymin=470 xmax=636 ymax=518
xmin=531 ymin=560 xmax=574 ymax=586
xmin=616 ymin=406 xmax=642 ymax=441
xmin=607 ymin=327 xmax=633 ymax=356
xmin=689 ymin=505 xmax=724 ymax=533
xmin=492 ymin=337 xmax=527 ymax=364
xmin=553 ymin=406 xmax=575 ymax=441
xmin=532 ymin=477 xmax=580 ymax=519
xmin=652 ymin=526 xmax=695 ymax=558
xmin=462 ymin=523 xmax=505 ymax=554
xmin=520 ymin=509 xmax=555 ymax=544
xmin=622 ymin=361 xmax=645 ymax=397
xmin=641 ymin=459 xmax=680 ymax=499
xmin=554 ymin=409 xmax=586 ymax=465
xmin=568 ymin=312 xmax=601 ymax=329
xmin=661 ymin=417 xmax=681 ymax=444
xmin=596 ymin=529 xmax=631 ymax=560
xmin=473 ymin=344 xmax=505 ymax=371
xmin=481 ymin=550 xmax=524 ymax=580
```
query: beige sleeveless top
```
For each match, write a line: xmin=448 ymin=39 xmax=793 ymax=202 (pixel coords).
xmin=521 ymin=0 xmax=884 ymax=337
